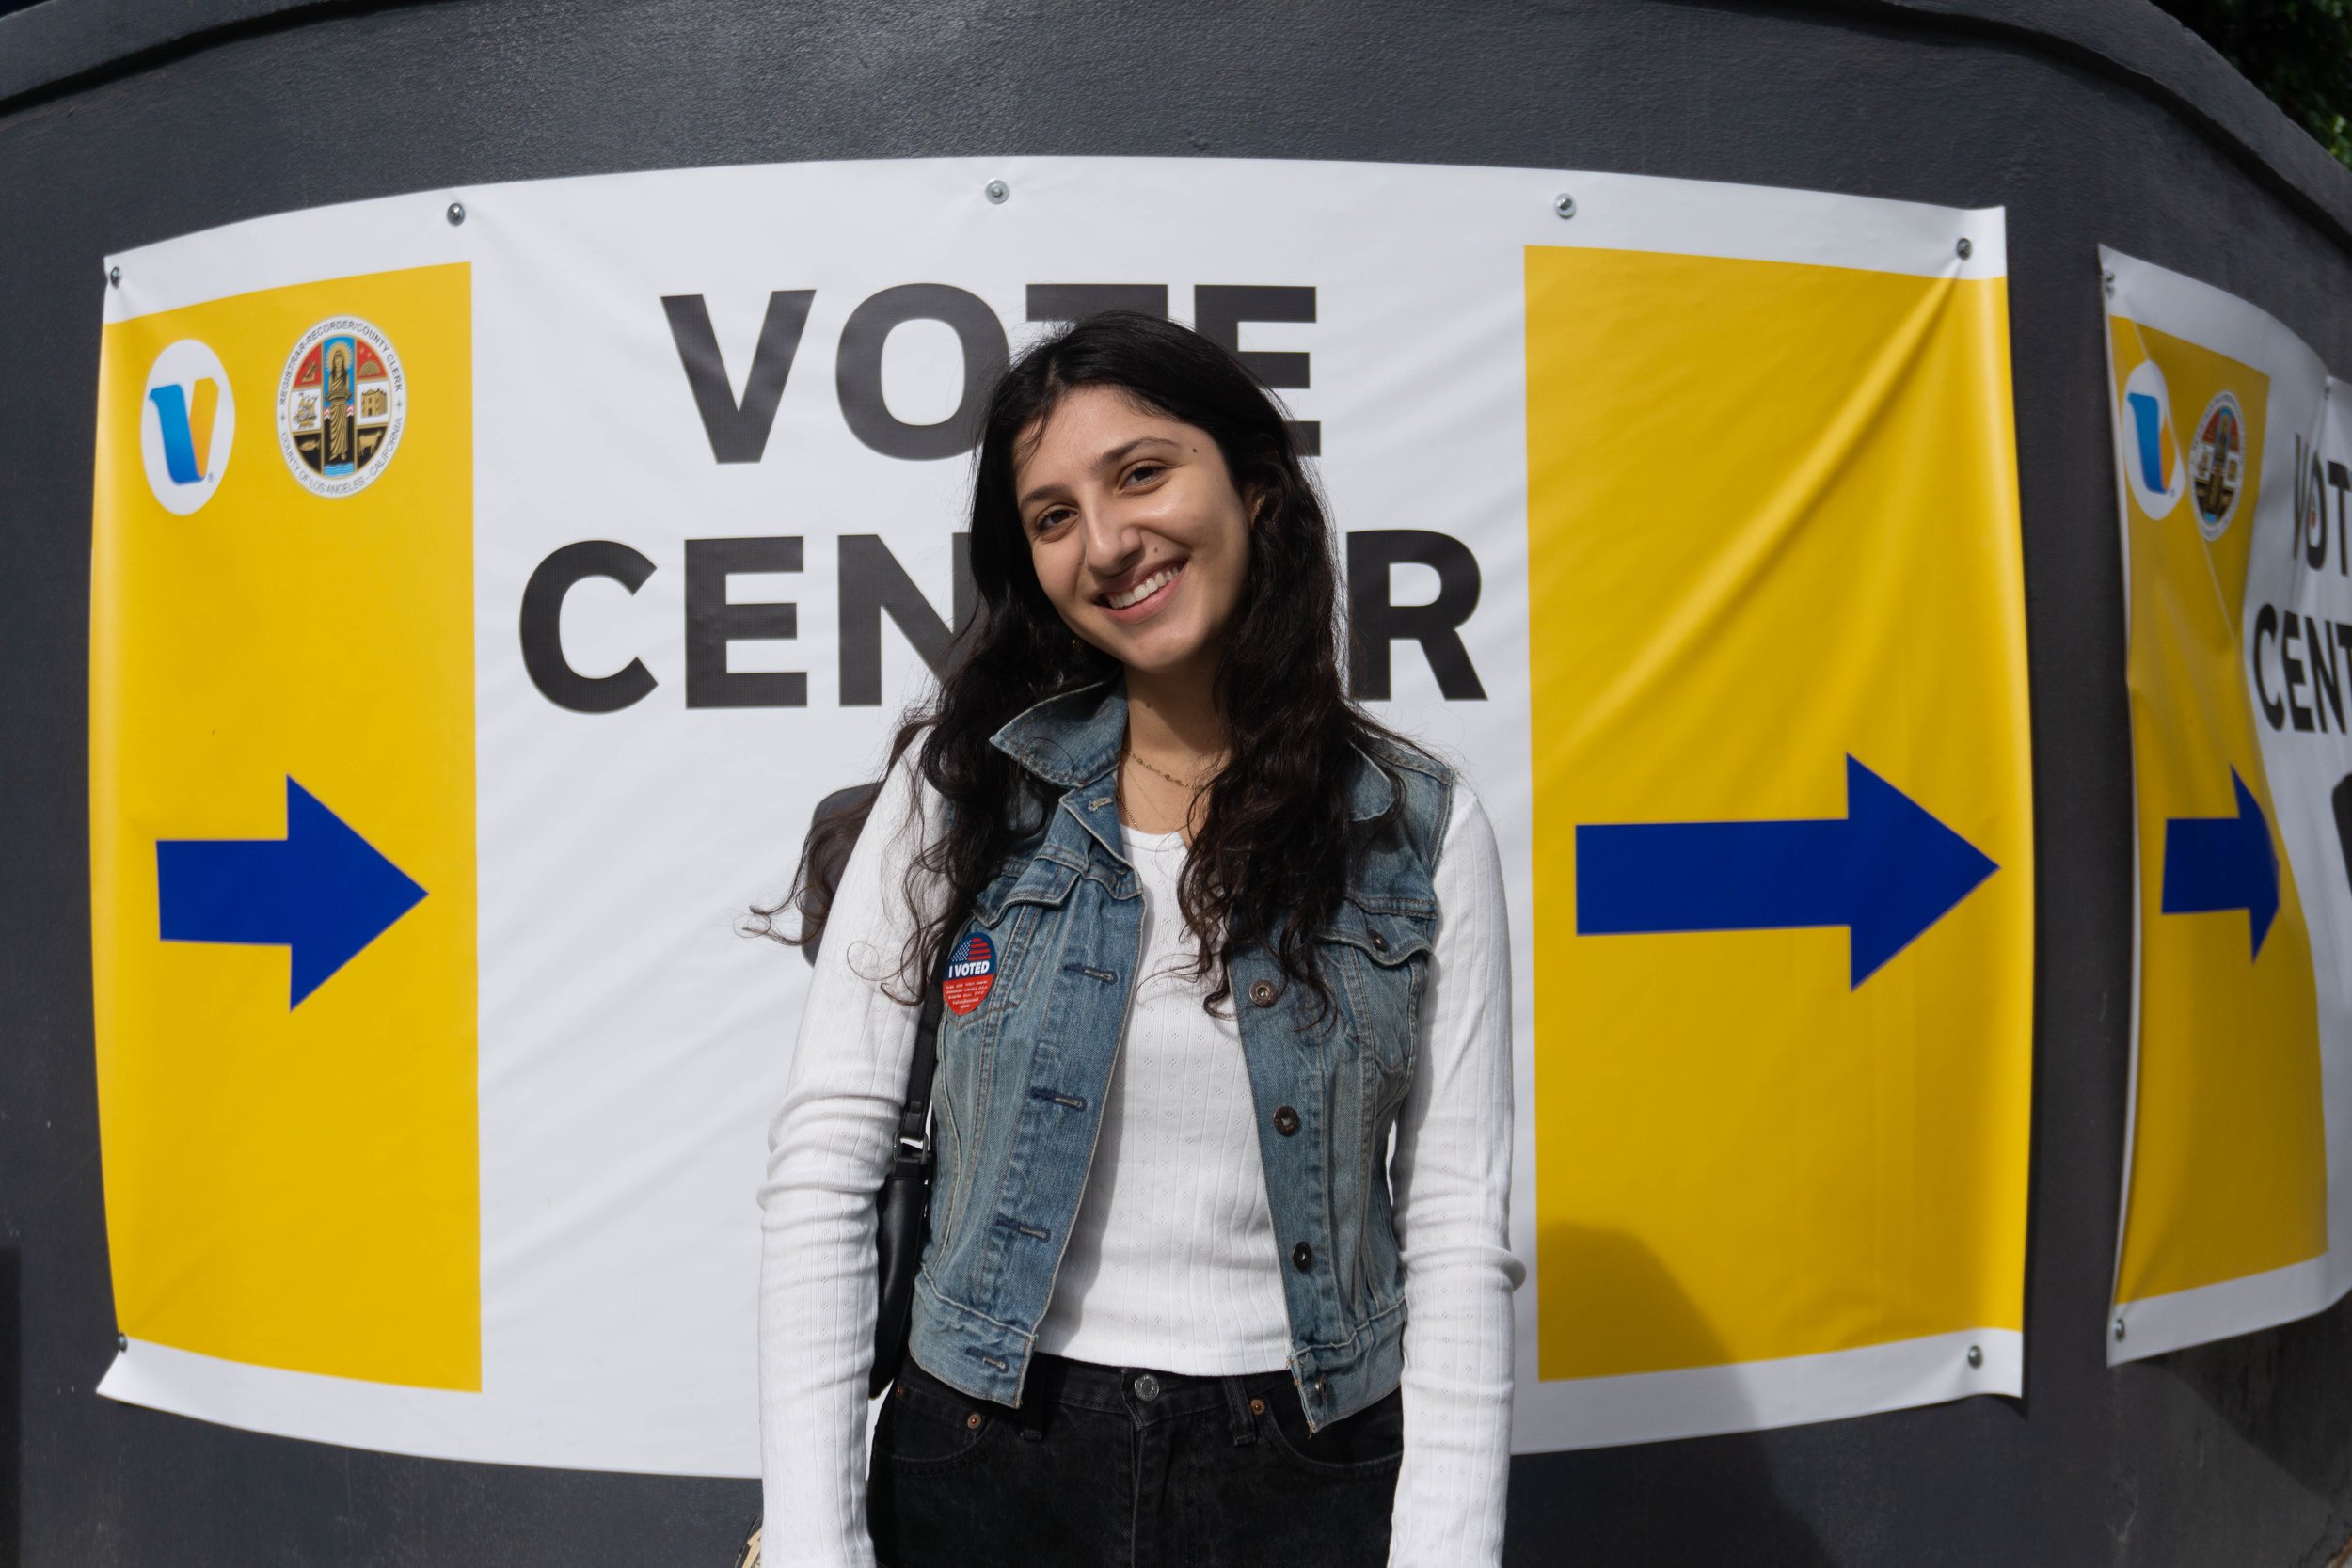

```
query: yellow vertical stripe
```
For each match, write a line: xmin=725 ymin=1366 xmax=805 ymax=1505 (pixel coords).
xmin=1526 ymin=247 xmax=2032 ymax=1377
xmin=91 ymin=265 xmax=478 ymax=1388
xmin=2111 ymin=319 xmax=2328 ymax=1304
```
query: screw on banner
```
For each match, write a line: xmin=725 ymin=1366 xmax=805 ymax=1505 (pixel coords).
xmin=2113 ymin=1318 xmax=2127 ymax=1343
xmin=108 ymin=265 xmax=120 ymax=288
xmin=447 ymin=201 xmax=467 ymax=227
xmin=985 ymin=180 xmax=1009 ymax=205
xmin=1956 ymin=238 xmax=1973 ymax=260
xmin=1965 ymin=1344 xmax=1982 ymax=1369
xmin=1553 ymin=193 xmax=1577 ymax=219
xmin=2103 ymin=269 xmax=2117 ymax=295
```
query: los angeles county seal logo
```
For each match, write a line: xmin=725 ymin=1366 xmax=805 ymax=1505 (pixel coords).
xmin=2189 ymin=389 xmax=2247 ymax=541
xmin=277 ymin=316 xmax=405 ymax=498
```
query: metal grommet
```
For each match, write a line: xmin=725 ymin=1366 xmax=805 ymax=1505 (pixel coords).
xmin=1965 ymin=1344 xmax=1983 ymax=1369
xmin=1553 ymin=193 xmax=1576 ymax=219
xmin=1249 ymin=979 xmax=1277 ymax=1007
xmin=446 ymin=201 xmax=467 ymax=227
xmin=985 ymin=180 xmax=1010 ymax=204
xmin=107 ymin=265 xmax=121 ymax=288
xmin=1956 ymin=237 xmax=1972 ymax=260
xmin=2113 ymin=1318 xmax=2127 ymax=1343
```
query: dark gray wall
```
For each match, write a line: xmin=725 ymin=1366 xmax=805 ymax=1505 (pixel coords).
xmin=6 ymin=1 xmax=2352 ymax=1563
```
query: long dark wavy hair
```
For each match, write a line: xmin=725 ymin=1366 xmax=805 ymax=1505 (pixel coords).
xmin=755 ymin=310 xmax=1415 ymax=1012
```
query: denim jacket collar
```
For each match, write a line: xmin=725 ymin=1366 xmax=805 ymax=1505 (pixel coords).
xmin=988 ymin=678 xmax=1398 ymax=823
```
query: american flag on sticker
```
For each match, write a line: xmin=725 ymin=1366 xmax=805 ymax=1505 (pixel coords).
xmin=942 ymin=931 xmax=996 ymax=1015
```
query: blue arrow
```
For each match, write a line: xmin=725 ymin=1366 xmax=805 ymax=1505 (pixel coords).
xmin=2160 ymin=768 xmax=2279 ymax=958
xmin=157 ymin=778 xmax=427 ymax=1006
xmin=1575 ymin=755 xmax=1998 ymax=987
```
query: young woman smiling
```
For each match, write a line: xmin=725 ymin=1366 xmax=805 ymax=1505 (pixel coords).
xmin=757 ymin=313 xmax=1520 ymax=1567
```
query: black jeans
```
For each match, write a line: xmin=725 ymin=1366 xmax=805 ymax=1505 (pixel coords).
xmin=867 ymin=1352 xmax=1404 ymax=1568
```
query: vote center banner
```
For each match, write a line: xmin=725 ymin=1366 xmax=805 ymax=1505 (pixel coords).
xmin=2103 ymin=246 xmax=2352 ymax=1361
xmin=89 ymin=158 xmax=2032 ymax=1470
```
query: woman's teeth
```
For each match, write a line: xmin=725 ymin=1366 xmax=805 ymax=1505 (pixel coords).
xmin=1107 ymin=565 xmax=1181 ymax=610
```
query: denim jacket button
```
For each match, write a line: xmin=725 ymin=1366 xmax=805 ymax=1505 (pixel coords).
xmin=1292 ymin=1242 xmax=1313 ymax=1272
xmin=1272 ymin=1106 xmax=1300 ymax=1136
xmin=1249 ymin=980 xmax=1278 ymax=1006
xmin=1368 ymin=929 xmax=1388 ymax=952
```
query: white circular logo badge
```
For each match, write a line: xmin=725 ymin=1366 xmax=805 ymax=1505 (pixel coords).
xmin=277 ymin=317 xmax=406 ymax=498
xmin=2189 ymin=389 xmax=2248 ymax=541
xmin=2120 ymin=358 xmax=2185 ymax=520
xmin=139 ymin=339 xmax=235 ymax=515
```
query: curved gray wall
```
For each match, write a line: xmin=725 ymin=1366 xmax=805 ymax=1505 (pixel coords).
xmin=7 ymin=2 xmax=2352 ymax=1563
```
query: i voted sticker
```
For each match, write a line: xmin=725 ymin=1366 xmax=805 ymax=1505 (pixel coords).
xmin=943 ymin=931 xmax=996 ymax=1015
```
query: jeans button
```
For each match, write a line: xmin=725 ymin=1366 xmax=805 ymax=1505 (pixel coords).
xmin=1249 ymin=979 xmax=1278 ymax=1007
xmin=1272 ymin=1105 xmax=1300 ymax=1136
xmin=1292 ymin=1242 xmax=1313 ymax=1272
xmin=1133 ymin=1372 xmax=1161 ymax=1402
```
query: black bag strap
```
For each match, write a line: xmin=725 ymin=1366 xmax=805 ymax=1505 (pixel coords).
xmin=866 ymin=932 xmax=958 ymax=1400
xmin=889 ymin=935 xmax=954 ymax=1175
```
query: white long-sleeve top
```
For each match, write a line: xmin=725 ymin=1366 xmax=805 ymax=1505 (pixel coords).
xmin=758 ymin=754 xmax=1522 ymax=1566
xmin=1031 ymin=820 xmax=1295 ymax=1370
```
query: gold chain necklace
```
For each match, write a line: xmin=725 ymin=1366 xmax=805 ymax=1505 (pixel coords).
xmin=1124 ymin=745 xmax=1220 ymax=792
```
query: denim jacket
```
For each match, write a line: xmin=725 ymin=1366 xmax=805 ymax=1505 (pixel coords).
xmin=906 ymin=681 xmax=1454 ymax=1433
